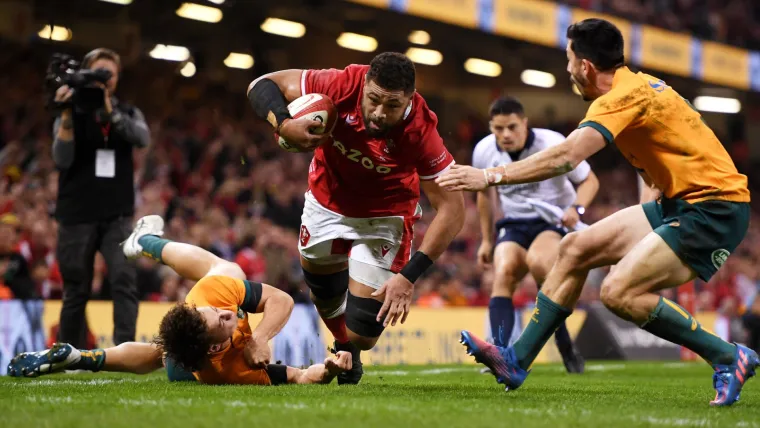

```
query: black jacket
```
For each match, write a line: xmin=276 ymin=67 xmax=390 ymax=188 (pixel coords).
xmin=52 ymin=98 xmax=150 ymax=224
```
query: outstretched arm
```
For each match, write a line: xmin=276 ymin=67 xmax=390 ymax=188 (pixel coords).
xmin=286 ymin=351 xmax=352 ymax=384
xmin=436 ymin=127 xmax=607 ymax=192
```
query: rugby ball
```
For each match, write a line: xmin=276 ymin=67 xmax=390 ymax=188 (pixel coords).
xmin=276 ymin=93 xmax=337 ymax=152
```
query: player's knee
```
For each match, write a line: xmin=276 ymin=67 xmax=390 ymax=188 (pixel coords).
xmin=310 ymin=291 xmax=346 ymax=318
xmin=211 ymin=259 xmax=246 ymax=280
xmin=493 ymin=260 xmax=524 ymax=296
xmin=525 ymin=251 xmax=551 ymax=281
xmin=304 ymin=269 xmax=349 ymax=302
xmin=346 ymin=330 xmax=380 ymax=351
xmin=557 ymin=232 xmax=594 ymax=270
xmin=345 ymin=291 xmax=384 ymax=350
xmin=599 ymin=274 xmax=630 ymax=313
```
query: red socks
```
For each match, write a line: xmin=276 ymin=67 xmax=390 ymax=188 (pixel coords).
xmin=322 ymin=313 xmax=349 ymax=344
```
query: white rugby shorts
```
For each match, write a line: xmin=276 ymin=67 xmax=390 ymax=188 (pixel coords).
xmin=298 ymin=191 xmax=421 ymax=289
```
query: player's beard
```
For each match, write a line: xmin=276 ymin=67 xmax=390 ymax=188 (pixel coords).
xmin=364 ymin=117 xmax=390 ymax=137
xmin=570 ymin=74 xmax=592 ymax=102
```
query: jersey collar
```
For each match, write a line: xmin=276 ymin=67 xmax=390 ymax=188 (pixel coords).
xmin=495 ymin=128 xmax=535 ymax=161
xmin=612 ymin=66 xmax=633 ymax=89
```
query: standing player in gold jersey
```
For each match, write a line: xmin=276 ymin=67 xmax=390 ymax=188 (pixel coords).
xmin=436 ymin=18 xmax=759 ymax=406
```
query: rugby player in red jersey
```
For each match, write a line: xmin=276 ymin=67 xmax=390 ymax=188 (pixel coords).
xmin=246 ymin=52 xmax=465 ymax=384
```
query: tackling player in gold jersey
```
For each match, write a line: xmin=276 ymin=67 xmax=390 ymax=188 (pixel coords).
xmin=437 ymin=18 xmax=758 ymax=406
xmin=8 ymin=215 xmax=351 ymax=385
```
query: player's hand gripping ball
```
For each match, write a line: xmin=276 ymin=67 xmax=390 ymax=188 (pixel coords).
xmin=275 ymin=93 xmax=337 ymax=152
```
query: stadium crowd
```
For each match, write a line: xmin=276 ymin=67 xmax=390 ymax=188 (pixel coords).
xmin=561 ymin=0 xmax=760 ymax=50
xmin=0 ymin=38 xmax=758 ymax=346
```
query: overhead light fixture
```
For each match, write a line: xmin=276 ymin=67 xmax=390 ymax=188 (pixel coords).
xmin=521 ymin=69 xmax=556 ymax=88
xmin=260 ymin=18 xmax=306 ymax=38
xmin=149 ymin=44 xmax=191 ymax=62
xmin=176 ymin=2 xmax=222 ymax=23
xmin=337 ymin=32 xmax=377 ymax=53
xmin=98 ymin=0 xmax=133 ymax=4
xmin=180 ymin=62 xmax=196 ymax=77
xmin=207 ymin=0 xmax=225 ymax=4
xmin=464 ymin=58 xmax=501 ymax=77
xmin=408 ymin=30 xmax=430 ymax=45
xmin=405 ymin=48 xmax=442 ymax=66
xmin=693 ymin=96 xmax=741 ymax=114
xmin=38 ymin=25 xmax=72 ymax=42
xmin=224 ymin=53 xmax=254 ymax=69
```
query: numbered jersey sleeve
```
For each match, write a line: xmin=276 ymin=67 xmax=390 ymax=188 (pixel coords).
xmin=185 ymin=276 xmax=262 ymax=313
xmin=301 ymin=64 xmax=367 ymax=104
xmin=578 ymin=85 xmax=649 ymax=144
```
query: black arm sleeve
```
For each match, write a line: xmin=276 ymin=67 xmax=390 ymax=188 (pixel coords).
xmin=52 ymin=116 xmax=75 ymax=169
xmin=240 ymin=280 xmax=263 ymax=313
xmin=265 ymin=364 xmax=288 ymax=386
xmin=247 ymin=78 xmax=291 ymax=130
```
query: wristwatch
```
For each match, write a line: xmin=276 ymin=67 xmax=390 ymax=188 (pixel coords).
xmin=573 ymin=204 xmax=585 ymax=215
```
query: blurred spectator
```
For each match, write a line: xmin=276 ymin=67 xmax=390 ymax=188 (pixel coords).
xmin=0 ymin=213 xmax=37 ymax=299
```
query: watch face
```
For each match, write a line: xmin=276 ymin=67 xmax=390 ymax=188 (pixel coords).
xmin=576 ymin=206 xmax=585 ymax=215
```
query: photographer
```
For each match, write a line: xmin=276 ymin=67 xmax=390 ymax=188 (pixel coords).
xmin=51 ymin=48 xmax=149 ymax=348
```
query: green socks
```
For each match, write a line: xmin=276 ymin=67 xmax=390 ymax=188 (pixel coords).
xmin=642 ymin=297 xmax=735 ymax=365
xmin=138 ymin=235 xmax=171 ymax=263
xmin=71 ymin=349 xmax=106 ymax=372
xmin=513 ymin=292 xmax=572 ymax=370
xmin=512 ymin=294 xmax=736 ymax=370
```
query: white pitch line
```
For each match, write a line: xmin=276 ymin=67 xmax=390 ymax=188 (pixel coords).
xmin=7 ymin=378 xmax=141 ymax=387
xmin=585 ymin=363 xmax=627 ymax=371
xmin=365 ymin=367 xmax=480 ymax=376
xmin=662 ymin=362 xmax=697 ymax=368
xmin=25 ymin=396 xmax=73 ymax=404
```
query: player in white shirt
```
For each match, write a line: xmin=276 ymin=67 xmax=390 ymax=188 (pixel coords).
xmin=472 ymin=97 xmax=599 ymax=373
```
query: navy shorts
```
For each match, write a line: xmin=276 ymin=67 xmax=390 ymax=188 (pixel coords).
xmin=494 ymin=218 xmax=566 ymax=250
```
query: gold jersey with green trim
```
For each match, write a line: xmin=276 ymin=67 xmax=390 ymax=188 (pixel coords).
xmin=578 ymin=66 xmax=750 ymax=204
xmin=183 ymin=276 xmax=272 ymax=385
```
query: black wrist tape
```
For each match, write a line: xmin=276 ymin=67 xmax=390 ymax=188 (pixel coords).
xmin=400 ymin=251 xmax=433 ymax=284
xmin=247 ymin=78 xmax=291 ymax=131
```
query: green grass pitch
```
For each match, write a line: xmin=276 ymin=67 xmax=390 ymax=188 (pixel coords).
xmin=1 ymin=362 xmax=759 ymax=428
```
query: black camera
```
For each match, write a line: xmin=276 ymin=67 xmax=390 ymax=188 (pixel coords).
xmin=45 ymin=53 xmax=113 ymax=112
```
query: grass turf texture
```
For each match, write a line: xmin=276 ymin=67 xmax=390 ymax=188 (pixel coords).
xmin=1 ymin=362 xmax=759 ymax=428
